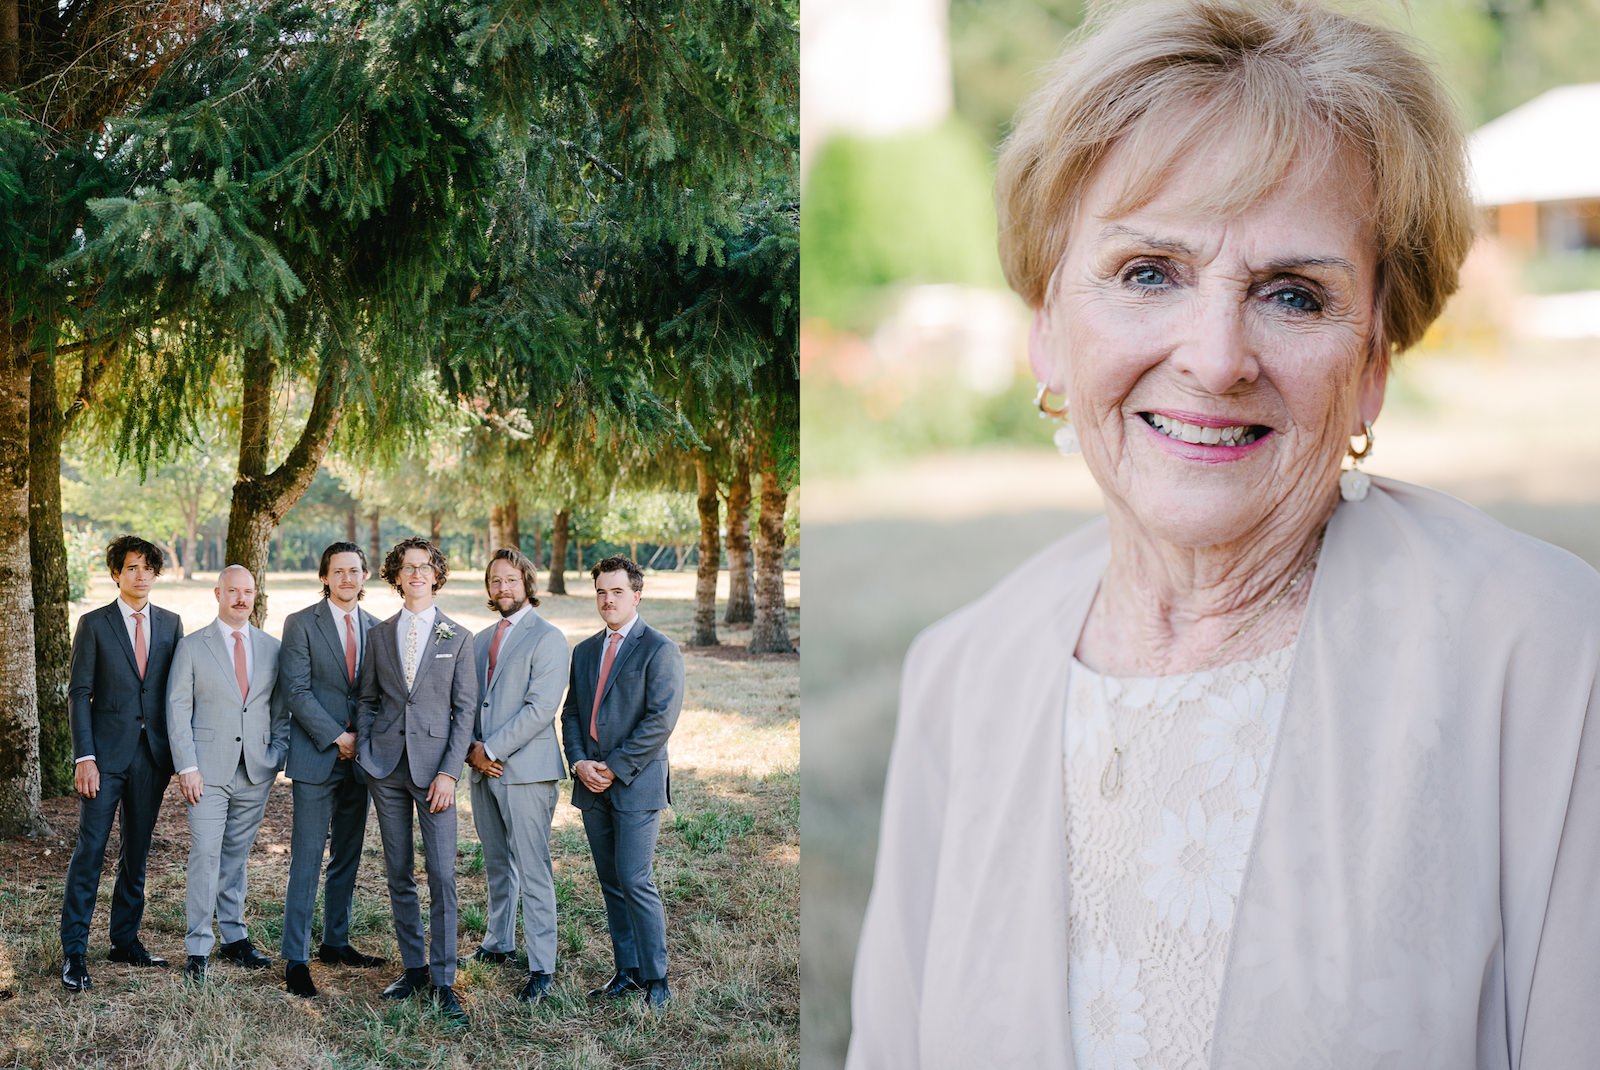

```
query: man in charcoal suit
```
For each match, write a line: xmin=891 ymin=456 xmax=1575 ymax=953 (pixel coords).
xmin=278 ymin=541 xmax=386 ymax=998
xmin=61 ymin=535 xmax=184 ymax=991
xmin=358 ymin=536 xmax=476 ymax=1028
xmin=166 ymin=565 xmax=289 ymax=981
xmin=463 ymin=547 xmax=570 ymax=1003
xmin=561 ymin=555 xmax=684 ymax=1010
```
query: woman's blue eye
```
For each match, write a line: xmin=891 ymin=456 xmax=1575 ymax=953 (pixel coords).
xmin=1272 ymin=287 xmax=1322 ymax=312
xmin=1127 ymin=265 xmax=1167 ymax=287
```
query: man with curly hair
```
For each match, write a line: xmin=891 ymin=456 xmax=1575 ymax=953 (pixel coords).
xmin=356 ymin=537 xmax=476 ymax=1028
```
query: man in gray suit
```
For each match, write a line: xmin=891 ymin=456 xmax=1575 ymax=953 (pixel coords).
xmin=561 ymin=555 xmax=684 ymax=1011
xmin=166 ymin=565 xmax=289 ymax=982
xmin=279 ymin=541 xmax=386 ymax=998
xmin=357 ymin=537 xmax=476 ymax=1028
xmin=463 ymin=547 xmax=570 ymax=1003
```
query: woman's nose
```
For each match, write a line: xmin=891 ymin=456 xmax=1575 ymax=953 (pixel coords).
xmin=1168 ymin=291 xmax=1260 ymax=393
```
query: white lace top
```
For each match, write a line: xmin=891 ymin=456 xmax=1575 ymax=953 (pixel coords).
xmin=1062 ymin=645 xmax=1294 ymax=1070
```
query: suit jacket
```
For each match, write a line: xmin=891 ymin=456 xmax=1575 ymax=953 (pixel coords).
xmin=166 ymin=623 xmax=288 ymax=787
xmin=560 ymin=616 xmax=683 ymax=812
xmin=471 ymin=610 xmax=570 ymax=785
xmin=356 ymin=609 xmax=476 ymax=788
xmin=68 ymin=600 xmax=184 ymax=775
xmin=281 ymin=599 xmax=379 ymax=784
xmin=848 ymin=478 xmax=1600 ymax=1069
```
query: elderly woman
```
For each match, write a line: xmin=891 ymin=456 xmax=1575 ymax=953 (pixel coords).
xmin=846 ymin=2 xmax=1600 ymax=1067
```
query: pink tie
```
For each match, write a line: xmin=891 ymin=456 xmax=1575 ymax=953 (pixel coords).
xmin=590 ymin=631 xmax=622 ymax=741
xmin=344 ymin=613 xmax=358 ymax=683
xmin=232 ymin=630 xmax=249 ymax=701
xmin=487 ymin=619 xmax=511 ymax=686
xmin=132 ymin=611 xmax=147 ymax=678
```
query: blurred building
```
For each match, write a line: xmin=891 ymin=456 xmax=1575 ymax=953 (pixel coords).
xmin=1472 ymin=83 xmax=1600 ymax=256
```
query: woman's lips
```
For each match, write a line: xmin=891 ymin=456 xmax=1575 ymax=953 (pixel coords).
xmin=1138 ymin=411 xmax=1274 ymax=461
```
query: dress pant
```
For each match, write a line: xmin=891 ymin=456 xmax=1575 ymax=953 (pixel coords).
xmin=184 ymin=761 xmax=273 ymax=956
xmin=471 ymin=776 xmax=559 ymax=972
xmin=581 ymin=793 xmax=669 ymax=980
xmin=60 ymin=735 xmax=168 ymax=955
xmin=368 ymin=755 xmax=459 ymax=986
xmin=281 ymin=761 xmax=370 ymax=963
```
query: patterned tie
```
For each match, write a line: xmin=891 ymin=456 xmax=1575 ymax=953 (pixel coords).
xmin=590 ymin=631 xmax=623 ymax=741
xmin=487 ymin=619 xmax=511 ymax=686
xmin=232 ymin=630 xmax=249 ymax=701
xmin=403 ymin=616 xmax=420 ymax=690
xmin=131 ymin=611 xmax=147 ymax=678
xmin=344 ymin=612 xmax=358 ymax=683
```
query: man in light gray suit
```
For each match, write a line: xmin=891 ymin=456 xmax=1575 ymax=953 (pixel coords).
xmin=561 ymin=555 xmax=684 ymax=1011
xmin=278 ymin=541 xmax=386 ymax=998
xmin=166 ymin=565 xmax=289 ymax=982
xmin=463 ymin=547 xmax=570 ymax=1003
xmin=358 ymin=537 xmax=476 ymax=1029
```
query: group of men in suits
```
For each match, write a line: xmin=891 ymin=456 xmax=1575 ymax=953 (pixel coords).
xmin=60 ymin=534 xmax=685 ymax=1032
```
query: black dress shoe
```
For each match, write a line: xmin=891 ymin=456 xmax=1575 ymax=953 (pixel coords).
xmin=317 ymin=943 xmax=387 ymax=969
xmin=183 ymin=955 xmax=208 ymax=983
xmin=380 ymin=966 xmax=431 ymax=1000
xmin=463 ymin=945 xmax=513 ymax=966
xmin=515 ymin=970 xmax=554 ymax=1004
xmin=284 ymin=962 xmax=317 ymax=998
xmin=641 ymin=976 xmax=672 ymax=1011
xmin=431 ymin=985 xmax=470 ymax=1029
xmin=218 ymin=938 xmax=272 ymax=970
xmin=108 ymin=941 xmax=168 ymax=968
xmin=586 ymin=968 xmax=643 ymax=1001
xmin=61 ymin=954 xmax=91 ymax=992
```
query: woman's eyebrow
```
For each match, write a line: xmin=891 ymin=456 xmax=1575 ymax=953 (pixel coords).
xmin=1096 ymin=223 xmax=1194 ymax=256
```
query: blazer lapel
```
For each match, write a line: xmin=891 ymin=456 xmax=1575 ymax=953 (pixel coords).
xmin=315 ymin=601 xmax=348 ymax=673
xmin=406 ymin=613 xmax=451 ymax=696
xmin=105 ymin=601 xmax=140 ymax=677
xmin=204 ymin=625 xmax=237 ymax=689
xmin=245 ymin=625 xmax=273 ymax=704
xmin=597 ymin=622 xmax=645 ymax=711
xmin=486 ymin=617 xmax=535 ymax=697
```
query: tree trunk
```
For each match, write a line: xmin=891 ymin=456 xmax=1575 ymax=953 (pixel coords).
xmin=345 ymin=506 xmax=358 ymax=543
xmin=368 ymin=508 xmax=381 ymax=566
xmin=489 ymin=504 xmax=506 ymax=550
xmin=505 ymin=497 xmax=520 ymax=550
xmin=429 ymin=510 xmax=442 ymax=544
xmin=750 ymin=449 xmax=793 ymax=654
xmin=28 ymin=352 xmax=73 ymax=797
xmin=629 ymin=540 xmax=639 ymax=562
xmin=723 ymin=453 xmax=755 ymax=624
xmin=688 ymin=456 xmax=720 ymax=646
xmin=531 ymin=520 xmax=543 ymax=575
xmin=575 ymin=541 xmax=584 ymax=574
xmin=224 ymin=348 xmax=346 ymax=625
xmin=547 ymin=509 xmax=569 ymax=595
xmin=0 ymin=310 xmax=47 ymax=835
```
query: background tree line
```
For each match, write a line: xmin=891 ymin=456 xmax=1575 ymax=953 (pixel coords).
xmin=1 ymin=0 xmax=797 ymax=836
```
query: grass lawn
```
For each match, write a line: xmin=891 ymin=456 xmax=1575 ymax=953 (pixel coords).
xmin=0 ymin=567 xmax=798 ymax=1069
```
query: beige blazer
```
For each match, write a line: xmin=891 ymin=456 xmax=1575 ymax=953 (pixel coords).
xmin=849 ymin=477 xmax=1600 ymax=1069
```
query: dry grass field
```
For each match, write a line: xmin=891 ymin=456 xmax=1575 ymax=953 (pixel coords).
xmin=0 ymin=567 xmax=799 ymax=1069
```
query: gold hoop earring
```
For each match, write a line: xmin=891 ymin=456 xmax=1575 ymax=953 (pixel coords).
xmin=1347 ymin=421 xmax=1374 ymax=461
xmin=1340 ymin=421 xmax=1374 ymax=502
xmin=1034 ymin=383 xmax=1068 ymax=419
xmin=1033 ymin=383 xmax=1078 ymax=456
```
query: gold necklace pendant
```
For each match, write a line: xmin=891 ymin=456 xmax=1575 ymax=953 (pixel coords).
xmin=1100 ymin=746 xmax=1123 ymax=799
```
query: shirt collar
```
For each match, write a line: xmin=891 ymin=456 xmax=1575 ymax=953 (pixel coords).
xmin=498 ymin=603 xmax=534 ymax=630
xmin=400 ymin=604 xmax=438 ymax=632
xmin=607 ymin=614 xmax=639 ymax=643
xmin=214 ymin=618 xmax=248 ymax=641
xmin=117 ymin=596 xmax=149 ymax=621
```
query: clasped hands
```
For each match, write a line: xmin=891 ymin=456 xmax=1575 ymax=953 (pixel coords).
xmin=572 ymin=758 xmax=616 ymax=793
xmin=466 ymin=741 xmax=504 ymax=778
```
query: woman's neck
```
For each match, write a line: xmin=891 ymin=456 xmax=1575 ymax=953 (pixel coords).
xmin=1076 ymin=501 xmax=1333 ymax=676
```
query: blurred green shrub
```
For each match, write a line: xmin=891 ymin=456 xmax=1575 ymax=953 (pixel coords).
xmin=801 ymin=120 xmax=1003 ymax=328
xmin=65 ymin=526 xmax=100 ymax=603
xmin=1520 ymin=248 xmax=1600 ymax=295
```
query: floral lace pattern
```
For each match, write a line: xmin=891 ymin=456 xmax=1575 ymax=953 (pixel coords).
xmin=1063 ymin=646 xmax=1293 ymax=1070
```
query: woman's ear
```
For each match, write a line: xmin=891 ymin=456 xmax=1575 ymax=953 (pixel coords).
xmin=1357 ymin=353 xmax=1388 ymax=430
xmin=1029 ymin=307 xmax=1066 ymax=391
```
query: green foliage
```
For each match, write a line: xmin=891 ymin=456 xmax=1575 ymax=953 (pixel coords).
xmin=801 ymin=120 xmax=1003 ymax=327
xmin=948 ymin=0 xmax=1089 ymax=148
xmin=1520 ymin=248 xmax=1600 ymax=295
xmin=672 ymin=808 xmax=757 ymax=853
xmin=600 ymin=490 xmax=700 ymax=548
xmin=64 ymin=528 xmax=101 ymax=604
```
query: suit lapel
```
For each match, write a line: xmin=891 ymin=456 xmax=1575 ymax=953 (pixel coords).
xmin=104 ymin=601 xmax=141 ymax=677
xmin=486 ymin=616 xmax=535 ymax=697
xmin=245 ymin=625 xmax=273 ymax=704
xmin=597 ymin=621 xmax=645 ymax=711
xmin=315 ymin=601 xmax=348 ymax=675
xmin=406 ymin=612 xmax=451 ymax=696
xmin=203 ymin=624 xmax=236 ymax=688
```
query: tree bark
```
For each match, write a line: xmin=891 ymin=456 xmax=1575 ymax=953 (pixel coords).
xmin=723 ymin=453 xmax=755 ymax=624
xmin=531 ymin=519 xmax=543 ymax=580
xmin=547 ymin=509 xmax=570 ymax=594
xmin=368 ymin=507 xmax=381 ymax=567
xmin=29 ymin=352 xmax=73 ymax=797
xmin=224 ymin=348 xmax=346 ymax=625
xmin=0 ymin=308 xmax=47 ymax=835
xmin=688 ymin=456 xmax=720 ymax=646
xmin=489 ymin=503 xmax=506 ymax=550
xmin=345 ymin=506 xmax=358 ymax=543
xmin=429 ymin=510 xmax=442 ymax=544
xmin=505 ymin=497 xmax=520 ymax=550
xmin=750 ymin=447 xmax=793 ymax=654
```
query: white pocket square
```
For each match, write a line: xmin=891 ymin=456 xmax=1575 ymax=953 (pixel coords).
xmin=434 ymin=653 xmax=453 ymax=659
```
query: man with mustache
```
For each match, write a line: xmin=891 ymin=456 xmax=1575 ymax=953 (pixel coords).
xmin=166 ymin=565 xmax=289 ymax=981
xmin=279 ymin=542 xmax=386 ymax=997
xmin=61 ymin=535 xmax=184 ymax=991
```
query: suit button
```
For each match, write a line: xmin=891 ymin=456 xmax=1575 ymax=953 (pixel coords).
xmin=235 ymin=736 xmax=241 ymax=742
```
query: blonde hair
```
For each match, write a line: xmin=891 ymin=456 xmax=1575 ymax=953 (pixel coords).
xmin=996 ymin=0 xmax=1474 ymax=356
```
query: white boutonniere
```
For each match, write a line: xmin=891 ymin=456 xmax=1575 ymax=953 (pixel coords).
xmin=434 ymin=622 xmax=455 ymax=642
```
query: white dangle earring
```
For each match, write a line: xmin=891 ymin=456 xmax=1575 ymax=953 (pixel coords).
xmin=1035 ymin=384 xmax=1079 ymax=456
xmin=1339 ymin=421 xmax=1374 ymax=502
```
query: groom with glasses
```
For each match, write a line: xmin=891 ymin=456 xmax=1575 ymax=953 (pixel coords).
xmin=357 ymin=537 xmax=477 ymax=1028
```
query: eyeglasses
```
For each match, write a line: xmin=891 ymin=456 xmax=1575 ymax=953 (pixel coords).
xmin=399 ymin=564 xmax=436 ymax=576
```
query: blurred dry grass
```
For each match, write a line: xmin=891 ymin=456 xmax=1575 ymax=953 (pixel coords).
xmin=0 ymin=569 xmax=798 ymax=1069
xmin=800 ymin=342 xmax=1600 ymax=1069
